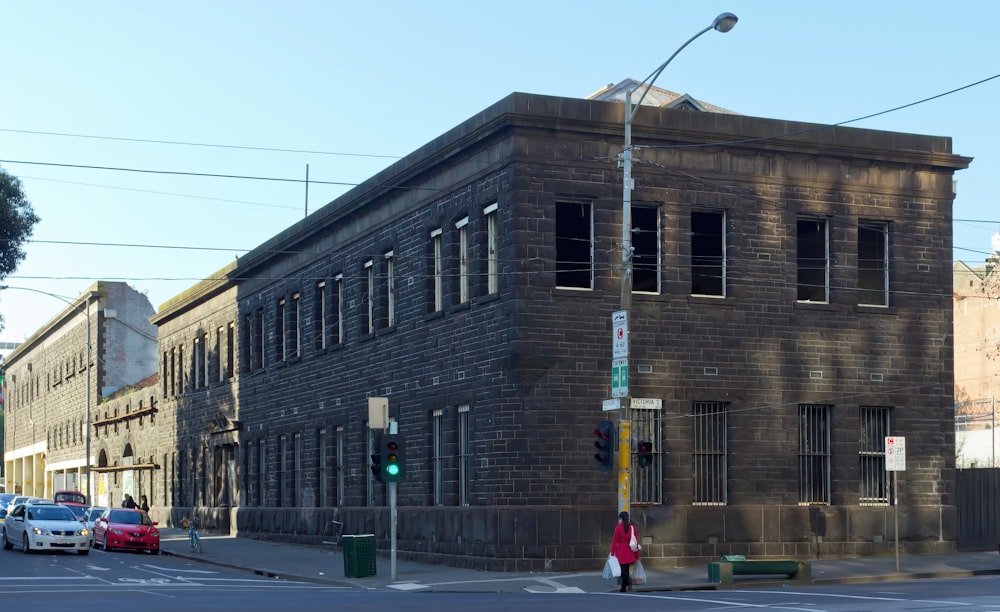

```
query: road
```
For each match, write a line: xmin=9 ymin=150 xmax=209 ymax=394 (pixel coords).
xmin=4 ymin=546 xmax=1000 ymax=610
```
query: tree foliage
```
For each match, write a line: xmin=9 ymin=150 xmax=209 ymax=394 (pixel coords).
xmin=0 ymin=166 xmax=41 ymax=330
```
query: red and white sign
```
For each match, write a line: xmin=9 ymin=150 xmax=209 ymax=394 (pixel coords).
xmin=612 ymin=311 xmax=628 ymax=359
xmin=885 ymin=436 xmax=906 ymax=472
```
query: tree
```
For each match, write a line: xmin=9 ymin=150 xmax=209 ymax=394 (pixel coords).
xmin=0 ymin=166 xmax=41 ymax=331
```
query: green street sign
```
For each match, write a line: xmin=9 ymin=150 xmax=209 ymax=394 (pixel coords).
xmin=612 ymin=358 xmax=628 ymax=398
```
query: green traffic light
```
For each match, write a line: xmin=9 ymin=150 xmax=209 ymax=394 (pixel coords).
xmin=386 ymin=464 xmax=400 ymax=476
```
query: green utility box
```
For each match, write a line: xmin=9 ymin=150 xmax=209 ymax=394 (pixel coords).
xmin=343 ymin=534 xmax=377 ymax=578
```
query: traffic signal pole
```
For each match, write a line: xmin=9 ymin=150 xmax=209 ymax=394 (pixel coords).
xmin=617 ymin=419 xmax=631 ymax=514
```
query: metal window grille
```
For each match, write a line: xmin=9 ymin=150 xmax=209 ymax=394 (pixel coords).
xmin=799 ymin=404 xmax=831 ymax=504
xmin=318 ymin=427 xmax=329 ymax=507
xmin=433 ymin=410 xmax=444 ymax=506
xmin=459 ymin=405 xmax=471 ymax=506
xmin=336 ymin=426 xmax=345 ymax=506
xmin=630 ymin=407 xmax=662 ymax=505
xmin=860 ymin=406 xmax=892 ymax=505
xmin=693 ymin=402 xmax=728 ymax=505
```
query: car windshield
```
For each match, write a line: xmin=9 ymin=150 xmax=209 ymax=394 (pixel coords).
xmin=54 ymin=492 xmax=87 ymax=504
xmin=86 ymin=508 xmax=107 ymax=521
xmin=0 ymin=494 xmax=15 ymax=505
xmin=109 ymin=510 xmax=151 ymax=526
xmin=27 ymin=507 xmax=75 ymax=521
xmin=65 ymin=505 xmax=87 ymax=519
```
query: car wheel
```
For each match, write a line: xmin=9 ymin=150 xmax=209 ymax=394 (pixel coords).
xmin=21 ymin=533 xmax=30 ymax=554
xmin=2 ymin=529 xmax=11 ymax=551
xmin=102 ymin=534 xmax=111 ymax=552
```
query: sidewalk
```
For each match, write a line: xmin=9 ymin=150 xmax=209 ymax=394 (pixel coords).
xmin=157 ymin=528 xmax=1000 ymax=593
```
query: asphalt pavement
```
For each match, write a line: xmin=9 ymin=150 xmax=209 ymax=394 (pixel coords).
xmin=156 ymin=527 xmax=1000 ymax=593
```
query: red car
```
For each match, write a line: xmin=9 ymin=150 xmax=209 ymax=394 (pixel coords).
xmin=92 ymin=508 xmax=160 ymax=554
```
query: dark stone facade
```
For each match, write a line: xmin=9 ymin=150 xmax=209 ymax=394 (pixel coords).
xmin=3 ymin=92 xmax=971 ymax=571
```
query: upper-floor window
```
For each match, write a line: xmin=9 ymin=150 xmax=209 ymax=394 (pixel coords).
xmin=193 ymin=335 xmax=206 ymax=389
xmin=430 ymin=228 xmax=444 ymax=312
xmin=276 ymin=298 xmax=287 ymax=362
xmin=484 ymin=204 xmax=498 ymax=295
xmin=456 ymin=217 xmax=470 ymax=304
xmin=289 ymin=292 xmax=301 ymax=359
xmin=333 ymin=274 xmax=343 ymax=345
xmin=691 ymin=210 xmax=726 ymax=297
xmin=253 ymin=308 xmax=264 ymax=369
xmin=384 ymin=250 xmax=395 ymax=328
xmin=858 ymin=221 xmax=889 ymax=306
xmin=363 ymin=259 xmax=374 ymax=335
xmin=556 ymin=201 xmax=593 ymax=289
xmin=314 ymin=281 xmax=327 ymax=351
xmin=225 ymin=322 xmax=234 ymax=379
xmin=214 ymin=326 xmax=224 ymax=382
xmin=797 ymin=218 xmax=829 ymax=302
xmin=632 ymin=206 xmax=660 ymax=293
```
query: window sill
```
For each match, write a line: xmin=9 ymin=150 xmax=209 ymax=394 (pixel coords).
xmin=473 ymin=293 xmax=500 ymax=306
xmin=688 ymin=294 xmax=735 ymax=308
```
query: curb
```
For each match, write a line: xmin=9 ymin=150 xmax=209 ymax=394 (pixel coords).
xmin=159 ymin=548 xmax=359 ymax=589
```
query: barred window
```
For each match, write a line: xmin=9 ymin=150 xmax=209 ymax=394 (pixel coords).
xmin=459 ymin=404 xmax=471 ymax=506
xmin=693 ymin=402 xmax=728 ymax=505
xmin=631 ymin=406 xmax=662 ymax=505
xmin=799 ymin=404 xmax=831 ymax=504
xmin=860 ymin=406 xmax=892 ymax=505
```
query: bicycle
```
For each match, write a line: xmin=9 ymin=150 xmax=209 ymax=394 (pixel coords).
xmin=180 ymin=517 xmax=202 ymax=553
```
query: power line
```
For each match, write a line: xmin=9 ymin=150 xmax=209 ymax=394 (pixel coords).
xmin=0 ymin=127 xmax=403 ymax=160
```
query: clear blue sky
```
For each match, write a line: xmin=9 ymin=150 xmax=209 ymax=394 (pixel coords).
xmin=1 ymin=1 xmax=998 ymax=348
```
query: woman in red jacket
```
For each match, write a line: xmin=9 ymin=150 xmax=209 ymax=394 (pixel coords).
xmin=610 ymin=511 xmax=640 ymax=592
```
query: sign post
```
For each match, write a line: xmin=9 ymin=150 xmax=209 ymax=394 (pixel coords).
xmin=611 ymin=310 xmax=630 ymax=513
xmin=885 ymin=436 xmax=906 ymax=572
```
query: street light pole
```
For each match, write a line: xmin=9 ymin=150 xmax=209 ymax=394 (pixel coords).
xmin=616 ymin=13 xmax=738 ymax=514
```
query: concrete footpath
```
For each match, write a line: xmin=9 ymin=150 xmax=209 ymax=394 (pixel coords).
xmin=157 ymin=528 xmax=1000 ymax=593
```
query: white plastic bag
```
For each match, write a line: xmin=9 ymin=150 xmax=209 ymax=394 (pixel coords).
xmin=603 ymin=554 xmax=621 ymax=579
xmin=632 ymin=559 xmax=647 ymax=585
xmin=629 ymin=525 xmax=641 ymax=552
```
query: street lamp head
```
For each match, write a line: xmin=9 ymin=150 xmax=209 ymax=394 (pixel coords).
xmin=712 ymin=12 xmax=738 ymax=33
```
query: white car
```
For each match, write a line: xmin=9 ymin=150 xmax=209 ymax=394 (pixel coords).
xmin=82 ymin=506 xmax=108 ymax=546
xmin=2 ymin=500 xmax=90 ymax=555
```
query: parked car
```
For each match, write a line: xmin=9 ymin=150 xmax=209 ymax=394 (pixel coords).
xmin=54 ymin=490 xmax=87 ymax=509
xmin=82 ymin=507 xmax=107 ymax=546
xmin=92 ymin=508 xmax=159 ymax=554
xmin=2 ymin=500 xmax=90 ymax=554
xmin=0 ymin=494 xmax=16 ymax=523
xmin=5 ymin=496 xmax=39 ymax=516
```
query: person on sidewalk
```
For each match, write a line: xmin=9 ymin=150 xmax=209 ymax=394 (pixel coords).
xmin=122 ymin=494 xmax=137 ymax=509
xmin=611 ymin=511 xmax=640 ymax=592
xmin=139 ymin=494 xmax=149 ymax=513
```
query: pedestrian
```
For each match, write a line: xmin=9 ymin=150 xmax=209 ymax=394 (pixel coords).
xmin=139 ymin=494 xmax=149 ymax=513
xmin=610 ymin=511 xmax=640 ymax=592
xmin=122 ymin=494 xmax=137 ymax=509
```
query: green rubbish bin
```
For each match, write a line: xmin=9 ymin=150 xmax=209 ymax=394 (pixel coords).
xmin=343 ymin=534 xmax=377 ymax=578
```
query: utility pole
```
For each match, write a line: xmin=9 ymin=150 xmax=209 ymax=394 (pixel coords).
xmin=612 ymin=12 xmax=738 ymax=514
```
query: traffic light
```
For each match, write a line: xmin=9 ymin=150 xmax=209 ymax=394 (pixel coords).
xmin=594 ymin=420 xmax=615 ymax=471
xmin=637 ymin=440 xmax=653 ymax=468
xmin=381 ymin=435 xmax=406 ymax=483
xmin=370 ymin=449 xmax=384 ymax=483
